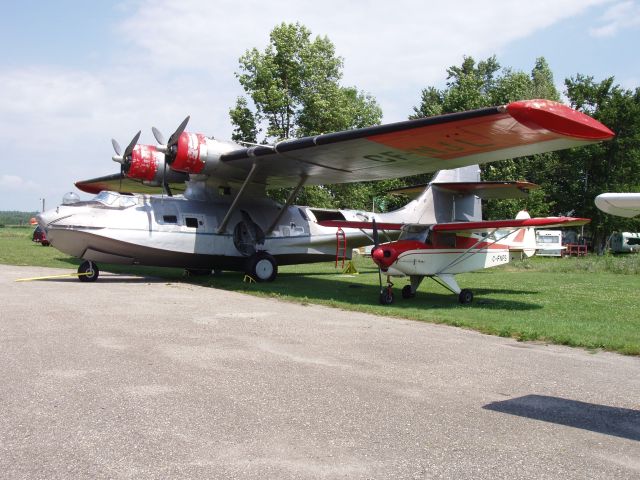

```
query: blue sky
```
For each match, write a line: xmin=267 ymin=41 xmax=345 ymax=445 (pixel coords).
xmin=1 ymin=0 xmax=638 ymax=211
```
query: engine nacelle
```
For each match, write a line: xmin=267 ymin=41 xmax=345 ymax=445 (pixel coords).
xmin=127 ymin=144 xmax=188 ymax=185
xmin=171 ymin=132 xmax=238 ymax=174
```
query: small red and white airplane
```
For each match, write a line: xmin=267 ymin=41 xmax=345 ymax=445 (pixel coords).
xmin=320 ymin=212 xmax=589 ymax=304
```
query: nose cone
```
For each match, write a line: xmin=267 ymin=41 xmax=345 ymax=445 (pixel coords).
xmin=372 ymin=246 xmax=396 ymax=271
xmin=36 ymin=209 xmax=57 ymax=229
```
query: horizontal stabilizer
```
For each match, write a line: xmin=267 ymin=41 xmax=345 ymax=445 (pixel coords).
xmin=389 ymin=181 xmax=538 ymax=199
xmin=595 ymin=193 xmax=640 ymax=218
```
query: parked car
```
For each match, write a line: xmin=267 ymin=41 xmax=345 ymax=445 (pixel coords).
xmin=32 ymin=225 xmax=50 ymax=246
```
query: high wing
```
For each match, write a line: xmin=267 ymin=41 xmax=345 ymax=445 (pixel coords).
xmin=75 ymin=173 xmax=187 ymax=195
xmin=318 ymin=217 xmax=590 ymax=232
xmin=76 ymin=99 xmax=614 ymax=194
xmin=430 ymin=217 xmax=590 ymax=233
xmin=217 ymin=99 xmax=613 ymax=187
xmin=595 ymin=193 xmax=640 ymax=218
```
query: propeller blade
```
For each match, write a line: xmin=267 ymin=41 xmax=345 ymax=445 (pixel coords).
xmin=123 ymin=130 xmax=141 ymax=159
xmin=111 ymin=138 xmax=122 ymax=156
xmin=167 ymin=116 xmax=190 ymax=148
xmin=151 ymin=126 xmax=165 ymax=145
xmin=372 ymin=218 xmax=379 ymax=249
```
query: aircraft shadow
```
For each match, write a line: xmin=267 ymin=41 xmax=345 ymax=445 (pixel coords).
xmin=194 ymin=271 xmax=543 ymax=311
xmin=483 ymin=395 xmax=640 ymax=442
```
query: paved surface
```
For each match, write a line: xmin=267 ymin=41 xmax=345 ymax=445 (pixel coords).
xmin=0 ymin=264 xmax=639 ymax=479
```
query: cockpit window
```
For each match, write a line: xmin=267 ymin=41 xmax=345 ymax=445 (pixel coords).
xmin=92 ymin=191 xmax=137 ymax=208
xmin=399 ymin=224 xmax=430 ymax=242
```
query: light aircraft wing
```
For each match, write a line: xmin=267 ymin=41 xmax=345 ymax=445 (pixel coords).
xmin=431 ymin=217 xmax=590 ymax=233
xmin=595 ymin=193 xmax=640 ymax=218
xmin=217 ymin=99 xmax=614 ymax=188
xmin=75 ymin=99 xmax=614 ymax=194
xmin=75 ymin=173 xmax=187 ymax=195
xmin=318 ymin=216 xmax=589 ymax=232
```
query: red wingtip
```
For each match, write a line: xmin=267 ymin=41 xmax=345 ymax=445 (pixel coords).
xmin=506 ymin=99 xmax=615 ymax=140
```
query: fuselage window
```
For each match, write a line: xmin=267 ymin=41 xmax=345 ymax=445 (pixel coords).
xmin=163 ymin=215 xmax=178 ymax=224
xmin=185 ymin=217 xmax=199 ymax=228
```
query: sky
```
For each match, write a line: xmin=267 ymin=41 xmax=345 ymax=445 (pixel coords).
xmin=1 ymin=0 xmax=639 ymax=211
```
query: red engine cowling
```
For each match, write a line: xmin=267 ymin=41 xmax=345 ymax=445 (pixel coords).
xmin=126 ymin=145 xmax=161 ymax=181
xmin=171 ymin=132 xmax=207 ymax=174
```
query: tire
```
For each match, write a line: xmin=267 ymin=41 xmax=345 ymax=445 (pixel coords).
xmin=246 ymin=252 xmax=278 ymax=282
xmin=458 ymin=289 xmax=473 ymax=304
xmin=401 ymin=285 xmax=415 ymax=299
xmin=41 ymin=241 xmax=50 ymax=247
xmin=379 ymin=288 xmax=394 ymax=305
xmin=78 ymin=261 xmax=99 ymax=282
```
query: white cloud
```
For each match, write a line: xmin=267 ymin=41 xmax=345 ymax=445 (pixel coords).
xmin=590 ymin=0 xmax=640 ymax=37
xmin=0 ymin=175 xmax=39 ymax=191
xmin=0 ymin=0 xmax=616 ymax=210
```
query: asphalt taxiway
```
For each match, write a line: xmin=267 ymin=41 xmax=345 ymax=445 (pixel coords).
xmin=1 ymin=265 xmax=638 ymax=479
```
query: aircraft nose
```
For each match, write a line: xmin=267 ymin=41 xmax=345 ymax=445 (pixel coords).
xmin=372 ymin=246 xmax=395 ymax=270
xmin=36 ymin=207 xmax=65 ymax=229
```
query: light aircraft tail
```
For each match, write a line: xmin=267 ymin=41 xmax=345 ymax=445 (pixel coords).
xmin=502 ymin=211 xmax=537 ymax=258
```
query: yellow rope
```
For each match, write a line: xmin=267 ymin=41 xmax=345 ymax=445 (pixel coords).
xmin=15 ymin=272 xmax=92 ymax=282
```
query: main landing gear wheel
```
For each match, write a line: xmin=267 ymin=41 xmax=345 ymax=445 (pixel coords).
xmin=379 ymin=288 xmax=394 ymax=305
xmin=458 ymin=289 xmax=473 ymax=304
xmin=401 ymin=285 xmax=415 ymax=299
xmin=78 ymin=261 xmax=99 ymax=282
xmin=246 ymin=252 xmax=278 ymax=282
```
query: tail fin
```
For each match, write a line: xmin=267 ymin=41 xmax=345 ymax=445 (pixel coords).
xmin=503 ymin=211 xmax=537 ymax=258
xmin=378 ymin=165 xmax=481 ymax=224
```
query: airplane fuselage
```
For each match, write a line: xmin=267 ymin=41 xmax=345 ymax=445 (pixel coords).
xmin=38 ymin=191 xmax=391 ymax=272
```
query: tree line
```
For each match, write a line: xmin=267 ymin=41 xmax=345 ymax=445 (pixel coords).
xmin=230 ymin=23 xmax=640 ymax=250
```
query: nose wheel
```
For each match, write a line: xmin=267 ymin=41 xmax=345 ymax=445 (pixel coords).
xmin=78 ymin=261 xmax=99 ymax=282
xmin=379 ymin=278 xmax=394 ymax=305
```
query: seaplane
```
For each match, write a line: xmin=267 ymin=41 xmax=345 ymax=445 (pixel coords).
xmin=36 ymin=99 xmax=614 ymax=284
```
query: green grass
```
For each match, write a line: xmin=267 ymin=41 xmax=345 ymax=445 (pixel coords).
xmin=3 ymin=226 xmax=640 ymax=355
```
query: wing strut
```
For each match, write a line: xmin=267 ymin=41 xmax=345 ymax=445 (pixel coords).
xmin=217 ymin=163 xmax=259 ymax=234
xmin=266 ymin=174 xmax=308 ymax=234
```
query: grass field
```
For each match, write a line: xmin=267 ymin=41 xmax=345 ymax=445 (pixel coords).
xmin=3 ymin=226 xmax=640 ymax=355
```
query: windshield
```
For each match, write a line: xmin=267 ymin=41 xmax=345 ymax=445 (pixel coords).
xmin=399 ymin=224 xmax=430 ymax=242
xmin=92 ymin=191 xmax=137 ymax=208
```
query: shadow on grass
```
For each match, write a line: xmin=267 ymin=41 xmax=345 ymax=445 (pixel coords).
xmin=484 ymin=395 xmax=640 ymax=442
xmin=191 ymin=270 xmax=543 ymax=312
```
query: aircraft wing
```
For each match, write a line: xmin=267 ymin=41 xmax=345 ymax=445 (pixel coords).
xmin=431 ymin=217 xmax=590 ymax=233
xmin=75 ymin=99 xmax=614 ymax=194
xmin=595 ymin=193 xmax=640 ymax=218
xmin=218 ymin=99 xmax=614 ymax=188
xmin=318 ymin=216 xmax=589 ymax=232
xmin=75 ymin=173 xmax=187 ymax=195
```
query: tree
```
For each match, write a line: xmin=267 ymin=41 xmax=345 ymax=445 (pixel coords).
xmin=231 ymin=22 xmax=383 ymax=208
xmin=411 ymin=56 xmax=561 ymax=219
xmin=557 ymin=75 xmax=640 ymax=250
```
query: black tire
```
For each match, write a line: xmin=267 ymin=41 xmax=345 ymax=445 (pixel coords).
xmin=41 ymin=241 xmax=50 ymax=247
xmin=401 ymin=285 xmax=415 ymax=299
xmin=458 ymin=289 xmax=473 ymax=304
xmin=246 ymin=252 xmax=278 ymax=282
xmin=379 ymin=288 xmax=394 ymax=305
xmin=78 ymin=261 xmax=99 ymax=282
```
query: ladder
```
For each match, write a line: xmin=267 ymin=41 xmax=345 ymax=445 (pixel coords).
xmin=335 ymin=227 xmax=347 ymax=268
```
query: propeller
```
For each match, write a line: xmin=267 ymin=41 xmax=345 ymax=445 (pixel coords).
xmin=151 ymin=117 xmax=189 ymax=197
xmin=371 ymin=218 xmax=383 ymax=294
xmin=152 ymin=116 xmax=190 ymax=165
xmin=111 ymin=130 xmax=141 ymax=175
